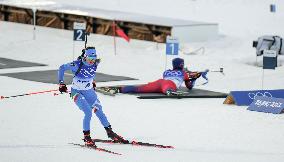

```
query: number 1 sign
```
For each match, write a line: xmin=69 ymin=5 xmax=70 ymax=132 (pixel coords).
xmin=166 ymin=36 xmax=179 ymax=55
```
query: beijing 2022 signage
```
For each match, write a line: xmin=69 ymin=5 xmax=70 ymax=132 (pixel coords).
xmin=248 ymin=96 xmax=284 ymax=114
xmin=228 ymin=89 xmax=284 ymax=106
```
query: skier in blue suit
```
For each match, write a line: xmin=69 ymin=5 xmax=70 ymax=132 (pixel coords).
xmin=58 ymin=47 xmax=127 ymax=146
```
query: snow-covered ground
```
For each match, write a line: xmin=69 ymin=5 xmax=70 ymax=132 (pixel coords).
xmin=1 ymin=0 xmax=284 ymax=162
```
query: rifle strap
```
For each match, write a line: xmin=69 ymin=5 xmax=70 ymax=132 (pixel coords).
xmin=74 ymin=61 xmax=83 ymax=77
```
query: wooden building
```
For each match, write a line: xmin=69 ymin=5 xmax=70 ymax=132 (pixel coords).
xmin=0 ymin=3 xmax=218 ymax=43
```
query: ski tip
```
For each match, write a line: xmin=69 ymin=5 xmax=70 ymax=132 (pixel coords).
xmin=69 ymin=142 xmax=122 ymax=155
xmin=156 ymin=145 xmax=175 ymax=149
xmin=96 ymin=148 xmax=122 ymax=155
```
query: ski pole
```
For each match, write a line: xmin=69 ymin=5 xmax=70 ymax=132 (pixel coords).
xmin=0 ymin=89 xmax=59 ymax=100
xmin=53 ymin=91 xmax=71 ymax=96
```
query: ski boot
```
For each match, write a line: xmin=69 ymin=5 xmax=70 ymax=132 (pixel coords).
xmin=166 ymin=89 xmax=183 ymax=96
xmin=99 ymin=87 xmax=120 ymax=95
xmin=83 ymin=130 xmax=96 ymax=147
xmin=104 ymin=125 xmax=129 ymax=144
xmin=107 ymin=87 xmax=121 ymax=94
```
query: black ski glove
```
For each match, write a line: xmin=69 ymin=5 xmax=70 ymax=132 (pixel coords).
xmin=59 ymin=82 xmax=67 ymax=93
xmin=185 ymin=79 xmax=196 ymax=90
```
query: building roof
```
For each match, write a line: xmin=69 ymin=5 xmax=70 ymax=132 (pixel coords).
xmin=0 ymin=1 xmax=217 ymax=27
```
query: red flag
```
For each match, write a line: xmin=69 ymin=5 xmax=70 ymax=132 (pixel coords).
xmin=115 ymin=27 xmax=130 ymax=42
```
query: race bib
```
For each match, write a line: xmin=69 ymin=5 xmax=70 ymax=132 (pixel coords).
xmin=72 ymin=77 xmax=93 ymax=90
xmin=163 ymin=70 xmax=183 ymax=78
xmin=163 ymin=70 xmax=184 ymax=88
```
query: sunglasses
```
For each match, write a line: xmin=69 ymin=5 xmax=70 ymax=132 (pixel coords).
xmin=85 ymin=56 xmax=97 ymax=64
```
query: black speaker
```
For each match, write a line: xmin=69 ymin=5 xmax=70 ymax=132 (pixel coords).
xmin=253 ymin=41 xmax=258 ymax=48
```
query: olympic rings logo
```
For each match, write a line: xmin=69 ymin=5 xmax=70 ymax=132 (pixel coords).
xmin=164 ymin=70 xmax=182 ymax=76
xmin=248 ymin=91 xmax=272 ymax=100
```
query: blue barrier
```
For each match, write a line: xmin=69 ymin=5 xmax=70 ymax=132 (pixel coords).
xmin=223 ymin=89 xmax=284 ymax=106
xmin=247 ymin=96 xmax=284 ymax=114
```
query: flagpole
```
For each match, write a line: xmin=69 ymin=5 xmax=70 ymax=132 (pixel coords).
xmin=112 ymin=20 xmax=117 ymax=55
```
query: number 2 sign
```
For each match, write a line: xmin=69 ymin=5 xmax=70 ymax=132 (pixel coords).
xmin=73 ymin=22 xmax=86 ymax=41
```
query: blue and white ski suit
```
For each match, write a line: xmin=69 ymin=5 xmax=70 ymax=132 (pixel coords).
xmin=58 ymin=60 xmax=110 ymax=131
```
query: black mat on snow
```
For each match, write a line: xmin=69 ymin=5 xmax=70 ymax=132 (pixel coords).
xmin=136 ymin=87 xmax=228 ymax=99
xmin=0 ymin=57 xmax=46 ymax=69
xmin=96 ymin=85 xmax=228 ymax=99
xmin=0 ymin=70 xmax=137 ymax=84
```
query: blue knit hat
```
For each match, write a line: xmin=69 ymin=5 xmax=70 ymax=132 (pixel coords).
xmin=85 ymin=47 xmax=97 ymax=58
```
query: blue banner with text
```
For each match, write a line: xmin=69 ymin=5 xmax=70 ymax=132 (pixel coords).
xmin=229 ymin=89 xmax=284 ymax=106
xmin=247 ymin=96 xmax=284 ymax=114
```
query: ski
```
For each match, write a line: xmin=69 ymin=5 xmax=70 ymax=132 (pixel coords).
xmin=69 ymin=143 xmax=122 ymax=155
xmin=93 ymin=139 xmax=174 ymax=149
xmin=95 ymin=87 xmax=117 ymax=96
